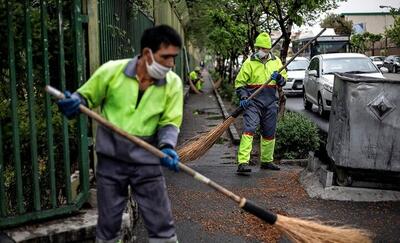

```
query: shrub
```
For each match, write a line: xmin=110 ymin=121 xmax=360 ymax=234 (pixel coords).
xmin=275 ymin=112 xmax=319 ymax=159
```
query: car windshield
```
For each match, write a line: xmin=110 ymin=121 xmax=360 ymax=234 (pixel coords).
xmin=372 ymin=57 xmax=384 ymax=61
xmin=323 ymin=57 xmax=379 ymax=74
xmin=287 ymin=60 xmax=309 ymax=71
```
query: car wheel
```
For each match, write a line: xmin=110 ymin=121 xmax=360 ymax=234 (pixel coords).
xmin=318 ymin=95 xmax=329 ymax=118
xmin=393 ymin=65 xmax=397 ymax=73
xmin=303 ymin=90 xmax=312 ymax=110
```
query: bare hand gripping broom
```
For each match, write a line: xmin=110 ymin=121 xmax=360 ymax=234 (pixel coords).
xmin=177 ymin=28 xmax=327 ymax=163
xmin=46 ymin=85 xmax=370 ymax=243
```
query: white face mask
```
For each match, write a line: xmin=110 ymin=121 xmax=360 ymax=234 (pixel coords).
xmin=256 ymin=50 xmax=268 ymax=59
xmin=146 ymin=49 xmax=171 ymax=79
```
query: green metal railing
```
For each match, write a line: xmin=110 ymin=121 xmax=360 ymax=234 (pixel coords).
xmin=98 ymin=0 xmax=187 ymax=79
xmin=99 ymin=0 xmax=154 ymax=63
xmin=0 ymin=0 xmax=89 ymax=228
xmin=0 ymin=0 xmax=191 ymax=229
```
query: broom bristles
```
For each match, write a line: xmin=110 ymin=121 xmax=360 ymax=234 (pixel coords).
xmin=178 ymin=116 xmax=236 ymax=162
xmin=275 ymin=214 xmax=372 ymax=243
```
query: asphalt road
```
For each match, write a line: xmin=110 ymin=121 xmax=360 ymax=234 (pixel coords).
xmin=285 ymin=72 xmax=400 ymax=133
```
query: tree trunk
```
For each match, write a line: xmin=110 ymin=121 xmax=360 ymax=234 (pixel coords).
xmin=280 ymin=20 xmax=293 ymax=64
xmin=228 ymin=56 xmax=233 ymax=84
xmin=372 ymin=42 xmax=375 ymax=56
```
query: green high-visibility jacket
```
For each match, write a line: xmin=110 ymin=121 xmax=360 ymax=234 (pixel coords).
xmin=189 ymin=71 xmax=203 ymax=90
xmin=189 ymin=71 xmax=199 ymax=81
xmin=77 ymin=56 xmax=183 ymax=164
xmin=235 ymin=53 xmax=287 ymax=107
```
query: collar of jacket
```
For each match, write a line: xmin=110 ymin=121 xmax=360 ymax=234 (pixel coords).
xmin=123 ymin=55 xmax=167 ymax=86
xmin=250 ymin=52 xmax=277 ymax=63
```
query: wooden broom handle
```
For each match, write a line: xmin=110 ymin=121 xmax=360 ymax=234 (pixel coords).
xmin=45 ymin=85 xmax=242 ymax=204
xmin=230 ymin=28 xmax=327 ymax=117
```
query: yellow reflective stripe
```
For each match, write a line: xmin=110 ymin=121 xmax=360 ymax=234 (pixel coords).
xmin=260 ymin=138 xmax=275 ymax=163
xmin=238 ymin=134 xmax=253 ymax=163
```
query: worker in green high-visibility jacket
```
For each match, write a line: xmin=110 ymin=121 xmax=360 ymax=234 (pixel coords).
xmin=189 ymin=66 xmax=204 ymax=92
xmin=235 ymin=32 xmax=288 ymax=174
xmin=56 ymin=25 xmax=183 ymax=243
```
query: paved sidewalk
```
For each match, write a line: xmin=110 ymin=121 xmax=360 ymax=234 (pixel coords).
xmin=133 ymin=70 xmax=400 ymax=242
xmin=133 ymin=70 xmax=286 ymax=242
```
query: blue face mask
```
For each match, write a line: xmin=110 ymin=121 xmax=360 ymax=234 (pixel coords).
xmin=146 ymin=49 xmax=171 ymax=79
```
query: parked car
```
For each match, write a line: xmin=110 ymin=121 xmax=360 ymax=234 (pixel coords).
xmin=283 ymin=57 xmax=309 ymax=95
xmin=369 ymin=56 xmax=385 ymax=68
xmin=382 ymin=55 xmax=400 ymax=73
xmin=303 ymin=53 xmax=384 ymax=117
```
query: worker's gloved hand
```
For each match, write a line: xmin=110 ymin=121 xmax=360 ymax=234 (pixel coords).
xmin=57 ymin=91 xmax=81 ymax=119
xmin=239 ymin=97 xmax=250 ymax=109
xmin=160 ymin=148 xmax=179 ymax=172
xmin=271 ymin=71 xmax=286 ymax=87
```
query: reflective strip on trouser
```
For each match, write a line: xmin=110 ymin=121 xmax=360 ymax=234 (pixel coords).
xmin=238 ymin=133 xmax=253 ymax=164
xmin=260 ymin=138 xmax=276 ymax=163
xmin=96 ymin=154 xmax=176 ymax=242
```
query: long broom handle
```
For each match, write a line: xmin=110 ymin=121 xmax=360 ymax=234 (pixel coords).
xmin=230 ymin=28 xmax=326 ymax=118
xmin=271 ymin=34 xmax=283 ymax=49
xmin=45 ymin=85 xmax=278 ymax=225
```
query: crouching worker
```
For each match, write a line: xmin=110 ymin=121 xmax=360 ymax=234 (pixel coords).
xmin=189 ymin=66 xmax=204 ymax=92
xmin=235 ymin=32 xmax=287 ymax=174
xmin=57 ymin=25 xmax=183 ymax=243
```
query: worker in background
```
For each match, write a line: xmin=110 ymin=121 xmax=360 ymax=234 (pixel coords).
xmin=189 ymin=66 xmax=204 ymax=92
xmin=56 ymin=25 xmax=183 ymax=243
xmin=235 ymin=32 xmax=287 ymax=174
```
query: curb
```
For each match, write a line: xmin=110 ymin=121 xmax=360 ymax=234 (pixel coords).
xmin=5 ymin=209 xmax=132 ymax=242
xmin=212 ymin=88 xmax=241 ymax=144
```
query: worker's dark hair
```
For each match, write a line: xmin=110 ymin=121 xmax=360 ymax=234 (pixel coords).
xmin=141 ymin=25 xmax=182 ymax=53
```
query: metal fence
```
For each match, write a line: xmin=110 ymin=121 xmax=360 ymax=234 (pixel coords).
xmin=0 ymin=0 xmax=89 ymax=228
xmin=98 ymin=1 xmax=154 ymax=63
xmin=0 ymin=0 xmax=191 ymax=229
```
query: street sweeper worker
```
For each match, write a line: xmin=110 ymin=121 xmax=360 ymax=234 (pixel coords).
xmin=189 ymin=66 xmax=204 ymax=92
xmin=235 ymin=32 xmax=287 ymax=174
xmin=56 ymin=25 xmax=183 ymax=243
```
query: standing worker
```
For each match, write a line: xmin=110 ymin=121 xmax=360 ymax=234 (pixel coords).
xmin=235 ymin=32 xmax=287 ymax=174
xmin=57 ymin=25 xmax=183 ymax=243
xmin=189 ymin=66 xmax=204 ymax=92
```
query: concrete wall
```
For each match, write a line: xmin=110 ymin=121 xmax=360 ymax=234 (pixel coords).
xmin=344 ymin=13 xmax=394 ymax=34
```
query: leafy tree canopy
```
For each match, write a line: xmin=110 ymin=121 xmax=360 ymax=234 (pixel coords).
xmin=185 ymin=0 xmax=346 ymax=63
xmin=320 ymin=13 xmax=352 ymax=36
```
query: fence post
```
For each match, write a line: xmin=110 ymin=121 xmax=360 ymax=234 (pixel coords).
xmin=87 ymin=0 xmax=100 ymax=176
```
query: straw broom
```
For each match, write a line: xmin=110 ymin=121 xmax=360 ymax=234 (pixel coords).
xmin=177 ymin=28 xmax=327 ymax=162
xmin=46 ymin=84 xmax=371 ymax=243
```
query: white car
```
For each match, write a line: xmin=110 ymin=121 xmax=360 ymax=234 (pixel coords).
xmin=303 ymin=53 xmax=385 ymax=117
xmin=369 ymin=56 xmax=385 ymax=68
xmin=283 ymin=57 xmax=309 ymax=95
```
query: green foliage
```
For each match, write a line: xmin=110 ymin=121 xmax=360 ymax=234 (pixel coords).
xmin=0 ymin=0 xmax=81 ymax=213
xmin=385 ymin=16 xmax=400 ymax=47
xmin=219 ymin=78 xmax=238 ymax=104
xmin=320 ymin=13 xmax=353 ymax=36
xmin=275 ymin=112 xmax=319 ymax=159
xmin=186 ymin=0 xmax=346 ymax=79
xmin=351 ymin=34 xmax=367 ymax=53
xmin=351 ymin=32 xmax=383 ymax=53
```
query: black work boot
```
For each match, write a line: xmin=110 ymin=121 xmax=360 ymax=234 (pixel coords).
xmin=260 ymin=162 xmax=280 ymax=170
xmin=237 ymin=164 xmax=252 ymax=174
